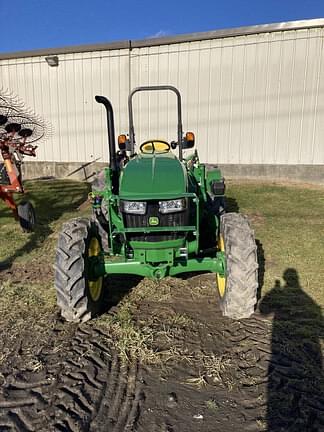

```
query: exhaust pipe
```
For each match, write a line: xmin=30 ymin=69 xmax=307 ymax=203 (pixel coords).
xmin=95 ymin=95 xmax=118 ymax=192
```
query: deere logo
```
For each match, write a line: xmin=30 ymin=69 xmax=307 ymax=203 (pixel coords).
xmin=149 ymin=216 xmax=159 ymax=226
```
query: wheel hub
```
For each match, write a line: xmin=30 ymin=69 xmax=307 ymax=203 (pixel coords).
xmin=216 ymin=234 xmax=226 ymax=297
xmin=88 ymin=237 xmax=103 ymax=301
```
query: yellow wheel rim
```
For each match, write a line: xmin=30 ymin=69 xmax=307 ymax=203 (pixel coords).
xmin=88 ymin=237 xmax=103 ymax=302
xmin=216 ymin=234 xmax=226 ymax=297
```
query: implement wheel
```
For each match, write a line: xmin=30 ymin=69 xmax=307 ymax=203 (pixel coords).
xmin=18 ymin=201 xmax=36 ymax=232
xmin=216 ymin=212 xmax=258 ymax=319
xmin=55 ymin=217 xmax=105 ymax=323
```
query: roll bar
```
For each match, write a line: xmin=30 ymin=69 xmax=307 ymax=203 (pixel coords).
xmin=128 ymin=85 xmax=184 ymax=160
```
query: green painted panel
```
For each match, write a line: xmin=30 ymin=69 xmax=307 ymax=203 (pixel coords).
xmin=119 ymin=152 xmax=187 ymax=199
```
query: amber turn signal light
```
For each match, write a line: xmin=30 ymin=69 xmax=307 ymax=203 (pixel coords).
xmin=185 ymin=132 xmax=195 ymax=142
xmin=118 ymin=134 xmax=127 ymax=150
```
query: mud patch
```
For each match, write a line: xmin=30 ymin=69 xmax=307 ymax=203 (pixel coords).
xmin=0 ymin=271 xmax=323 ymax=431
xmin=246 ymin=211 xmax=266 ymax=227
xmin=0 ymin=260 xmax=53 ymax=285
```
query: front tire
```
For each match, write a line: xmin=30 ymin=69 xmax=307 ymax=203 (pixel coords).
xmin=54 ymin=218 xmax=105 ymax=323
xmin=217 ymin=212 xmax=258 ymax=319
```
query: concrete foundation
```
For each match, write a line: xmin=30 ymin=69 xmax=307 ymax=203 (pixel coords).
xmin=22 ymin=161 xmax=324 ymax=185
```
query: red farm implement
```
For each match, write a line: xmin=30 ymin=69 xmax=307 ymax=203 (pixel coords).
xmin=0 ymin=90 xmax=49 ymax=231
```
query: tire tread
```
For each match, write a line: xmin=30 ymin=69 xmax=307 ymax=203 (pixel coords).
xmin=220 ymin=212 xmax=259 ymax=319
xmin=54 ymin=217 xmax=103 ymax=323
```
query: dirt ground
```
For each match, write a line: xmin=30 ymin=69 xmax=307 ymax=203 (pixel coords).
xmin=0 ymin=259 xmax=323 ymax=432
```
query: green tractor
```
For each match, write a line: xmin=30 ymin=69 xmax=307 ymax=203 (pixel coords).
xmin=55 ymin=86 xmax=258 ymax=323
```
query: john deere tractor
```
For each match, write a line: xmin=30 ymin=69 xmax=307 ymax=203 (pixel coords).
xmin=55 ymin=86 xmax=258 ymax=323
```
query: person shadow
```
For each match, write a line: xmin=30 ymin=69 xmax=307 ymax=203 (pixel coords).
xmin=259 ymin=269 xmax=324 ymax=431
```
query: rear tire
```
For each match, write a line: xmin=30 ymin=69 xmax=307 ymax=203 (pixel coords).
xmin=54 ymin=217 xmax=105 ymax=323
xmin=92 ymin=170 xmax=110 ymax=253
xmin=217 ymin=212 xmax=258 ymax=319
xmin=18 ymin=201 xmax=36 ymax=232
xmin=92 ymin=213 xmax=110 ymax=253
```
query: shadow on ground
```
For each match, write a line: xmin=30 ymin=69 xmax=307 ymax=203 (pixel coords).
xmin=0 ymin=180 xmax=90 ymax=272
xmin=225 ymin=196 xmax=240 ymax=213
xmin=256 ymin=239 xmax=265 ymax=302
xmin=259 ymin=268 xmax=324 ymax=431
xmin=102 ymin=274 xmax=142 ymax=313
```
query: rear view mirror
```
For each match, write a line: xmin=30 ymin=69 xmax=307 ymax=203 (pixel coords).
xmin=182 ymin=131 xmax=195 ymax=149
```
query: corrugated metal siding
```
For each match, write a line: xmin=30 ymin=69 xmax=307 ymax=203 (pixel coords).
xmin=131 ymin=27 xmax=324 ymax=165
xmin=0 ymin=26 xmax=323 ymax=164
xmin=0 ymin=49 xmax=130 ymax=163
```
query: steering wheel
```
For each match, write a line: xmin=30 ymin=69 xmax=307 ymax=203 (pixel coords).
xmin=139 ymin=140 xmax=170 ymax=154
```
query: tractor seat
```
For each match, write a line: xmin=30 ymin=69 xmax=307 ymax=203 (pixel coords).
xmin=140 ymin=140 xmax=170 ymax=154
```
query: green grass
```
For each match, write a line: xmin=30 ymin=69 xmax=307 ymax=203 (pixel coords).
xmin=0 ymin=179 xmax=90 ymax=265
xmin=226 ymin=180 xmax=324 ymax=307
xmin=96 ymin=301 xmax=158 ymax=363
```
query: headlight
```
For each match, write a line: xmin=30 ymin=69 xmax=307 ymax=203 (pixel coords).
xmin=159 ymin=198 xmax=186 ymax=214
xmin=121 ymin=200 xmax=146 ymax=215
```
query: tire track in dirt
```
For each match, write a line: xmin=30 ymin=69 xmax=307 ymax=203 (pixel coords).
xmin=0 ymin=322 xmax=143 ymax=432
xmin=90 ymin=356 xmax=144 ymax=432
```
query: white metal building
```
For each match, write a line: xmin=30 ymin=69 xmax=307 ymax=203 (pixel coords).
xmin=0 ymin=19 xmax=324 ymax=182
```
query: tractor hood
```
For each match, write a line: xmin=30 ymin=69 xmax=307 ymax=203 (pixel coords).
xmin=119 ymin=153 xmax=188 ymax=199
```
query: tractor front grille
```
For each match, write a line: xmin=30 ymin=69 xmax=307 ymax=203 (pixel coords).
xmin=122 ymin=201 xmax=190 ymax=242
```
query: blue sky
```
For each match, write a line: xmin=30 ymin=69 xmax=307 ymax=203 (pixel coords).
xmin=1 ymin=0 xmax=324 ymax=53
